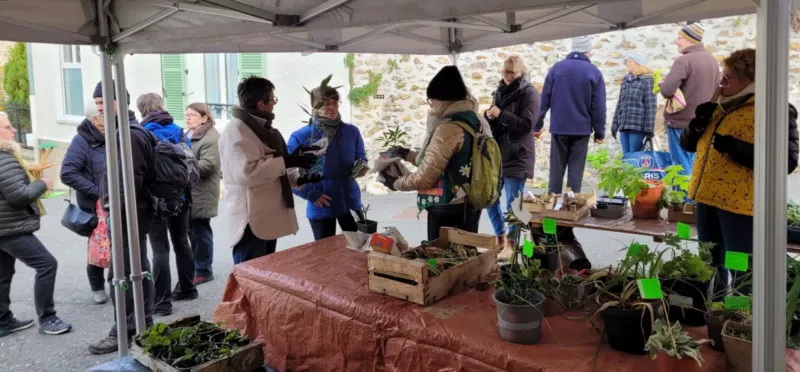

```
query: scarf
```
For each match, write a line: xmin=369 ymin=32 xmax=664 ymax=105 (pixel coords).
xmin=417 ymin=97 xmax=492 ymax=166
xmin=189 ymin=122 xmax=213 ymax=141
xmin=718 ymin=83 xmax=756 ymax=113
xmin=0 ymin=140 xmax=47 ymax=216
xmin=313 ymin=112 xmax=342 ymax=138
xmin=231 ymin=106 xmax=294 ymax=209
xmin=494 ymin=76 xmax=530 ymax=109
xmin=77 ymin=119 xmax=105 ymax=147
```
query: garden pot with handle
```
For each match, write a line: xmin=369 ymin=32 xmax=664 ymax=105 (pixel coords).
xmin=632 ymin=180 xmax=664 ymax=219
xmin=494 ymin=289 xmax=546 ymax=345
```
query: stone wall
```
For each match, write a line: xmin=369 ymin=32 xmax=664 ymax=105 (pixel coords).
xmin=352 ymin=15 xmax=795 ymax=194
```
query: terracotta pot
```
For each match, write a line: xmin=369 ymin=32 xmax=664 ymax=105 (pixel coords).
xmin=655 ymin=352 xmax=700 ymax=372
xmin=632 ymin=180 xmax=664 ymax=219
xmin=722 ymin=320 xmax=752 ymax=372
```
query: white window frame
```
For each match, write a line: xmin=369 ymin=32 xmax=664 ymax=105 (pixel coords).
xmin=203 ymin=53 xmax=239 ymax=121
xmin=59 ymin=45 xmax=84 ymax=122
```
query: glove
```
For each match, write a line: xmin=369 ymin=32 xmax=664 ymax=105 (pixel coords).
xmin=391 ymin=146 xmax=411 ymax=160
xmin=284 ymin=147 xmax=319 ymax=169
xmin=380 ymin=172 xmax=398 ymax=191
xmin=296 ymin=173 xmax=323 ymax=186
xmin=693 ymin=102 xmax=719 ymax=125
xmin=713 ymin=134 xmax=736 ymax=154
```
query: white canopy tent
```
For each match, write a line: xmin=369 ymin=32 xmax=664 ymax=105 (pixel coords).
xmin=0 ymin=0 xmax=792 ymax=370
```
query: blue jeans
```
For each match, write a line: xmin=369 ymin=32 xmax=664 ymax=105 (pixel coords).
xmin=486 ymin=177 xmax=527 ymax=237
xmin=189 ymin=218 xmax=214 ymax=277
xmin=668 ymin=127 xmax=695 ymax=175
xmin=620 ymin=131 xmax=646 ymax=154
xmin=232 ymin=225 xmax=277 ymax=265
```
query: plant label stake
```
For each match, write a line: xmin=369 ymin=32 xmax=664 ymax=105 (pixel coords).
xmin=626 ymin=243 xmax=644 ymax=257
xmin=676 ymin=222 xmax=691 ymax=239
xmin=724 ymin=296 xmax=750 ymax=310
xmin=427 ymin=259 xmax=439 ymax=270
xmin=725 ymin=251 xmax=749 ymax=272
xmin=542 ymin=218 xmax=557 ymax=235
xmin=523 ymin=239 xmax=534 ymax=258
xmin=637 ymin=278 xmax=663 ymax=300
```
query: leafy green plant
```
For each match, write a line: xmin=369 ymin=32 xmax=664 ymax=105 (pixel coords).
xmin=586 ymin=148 xmax=610 ymax=170
xmin=646 ymin=319 xmax=711 ymax=366
xmin=597 ymin=156 xmax=648 ymax=204
xmin=348 ymin=71 xmax=383 ymax=106
xmin=495 ymin=210 xmax=557 ymax=305
xmin=137 ymin=321 xmax=249 ymax=369
xmin=789 ymin=201 xmax=800 ymax=227
xmin=297 ymin=74 xmax=343 ymax=124
xmin=3 ymin=42 xmax=29 ymax=105
xmin=590 ymin=242 xmax=668 ymax=313
xmin=660 ymin=234 xmax=715 ymax=282
xmin=660 ymin=165 xmax=690 ymax=207
xmin=378 ymin=125 xmax=410 ymax=150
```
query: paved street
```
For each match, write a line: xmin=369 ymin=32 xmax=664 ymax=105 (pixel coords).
xmin=1 ymin=177 xmax=798 ymax=371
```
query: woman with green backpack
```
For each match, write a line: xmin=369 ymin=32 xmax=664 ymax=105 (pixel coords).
xmin=381 ymin=66 xmax=499 ymax=241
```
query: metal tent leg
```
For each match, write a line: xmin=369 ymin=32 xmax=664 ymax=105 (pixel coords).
xmin=754 ymin=0 xmax=790 ymax=370
xmin=113 ymin=55 xmax=148 ymax=336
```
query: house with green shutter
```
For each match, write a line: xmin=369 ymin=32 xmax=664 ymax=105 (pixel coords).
xmin=24 ymin=44 xmax=350 ymax=189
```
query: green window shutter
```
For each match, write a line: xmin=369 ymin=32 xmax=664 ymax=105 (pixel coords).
xmin=238 ymin=53 xmax=266 ymax=79
xmin=160 ymin=54 xmax=187 ymax=125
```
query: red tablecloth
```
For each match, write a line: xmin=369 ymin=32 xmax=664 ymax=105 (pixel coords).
xmin=213 ymin=235 xmax=725 ymax=371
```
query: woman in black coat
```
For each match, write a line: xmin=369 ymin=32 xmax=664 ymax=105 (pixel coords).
xmin=484 ymin=55 xmax=541 ymax=255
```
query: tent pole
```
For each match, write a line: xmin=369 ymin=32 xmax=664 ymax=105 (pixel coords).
xmin=98 ymin=0 xmax=129 ymax=358
xmin=113 ymin=54 xmax=148 ymax=335
xmin=754 ymin=0 xmax=790 ymax=370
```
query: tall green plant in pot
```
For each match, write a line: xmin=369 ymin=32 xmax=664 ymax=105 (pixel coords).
xmin=591 ymin=156 xmax=648 ymax=218
xmin=660 ymin=235 xmax=715 ymax=326
xmin=378 ymin=125 xmax=410 ymax=159
xmin=788 ymin=201 xmax=800 ymax=244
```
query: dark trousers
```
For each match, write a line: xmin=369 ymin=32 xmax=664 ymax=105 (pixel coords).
xmin=0 ymin=234 xmax=58 ymax=327
xmin=149 ymin=205 xmax=197 ymax=311
xmin=108 ymin=207 xmax=154 ymax=338
xmin=309 ymin=214 xmax=358 ymax=241
xmin=87 ymin=264 xmax=106 ymax=292
xmin=426 ymin=203 xmax=481 ymax=241
xmin=232 ymin=225 xmax=277 ymax=265
xmin=696 ymin=202 xmax=753 ymax=295
xmin=189 ymin=218 xmax=214 ymax=277
xmin=548 ymin=134 xmax=590 ymax=194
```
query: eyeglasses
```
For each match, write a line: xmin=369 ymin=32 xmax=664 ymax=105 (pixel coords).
xmin=266 ymin=96 xmax=279 ymax=104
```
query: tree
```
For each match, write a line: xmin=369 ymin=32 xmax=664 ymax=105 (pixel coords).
xmin=3 ymin=42 xmax=29 ymax=105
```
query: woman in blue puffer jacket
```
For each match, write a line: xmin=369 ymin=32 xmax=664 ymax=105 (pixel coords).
xmin=136 ymin=93 xmax=197 ymax=316
xmin=288 ymin=86 xmax=368 ymax=241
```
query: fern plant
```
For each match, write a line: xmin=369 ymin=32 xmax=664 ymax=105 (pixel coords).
xmin=297 ymin=74 xmax=343 ymax=124
xmin=379 ymin=125 xmax=410 ymax=150
xmin=645 ymin=319 xmax=711 ymax=366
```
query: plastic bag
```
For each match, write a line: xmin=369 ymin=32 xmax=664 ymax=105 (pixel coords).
xmin=306 ymin=137 xmax=329 ymax=178
xmin=621 ymin=139 xmax=672 ymax=181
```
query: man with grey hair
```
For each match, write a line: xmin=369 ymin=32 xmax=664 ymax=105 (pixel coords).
xmin=535 ymin=36 xmax=606 ymax=194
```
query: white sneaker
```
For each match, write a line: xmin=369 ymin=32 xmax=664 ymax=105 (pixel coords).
xmin=92 ymin=290 xmax=109 ymax=305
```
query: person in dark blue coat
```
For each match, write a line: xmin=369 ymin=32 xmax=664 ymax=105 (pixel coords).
xmin=288 ymin=86 xmax=368 ymax=241
xmin=60 ymin=99 xmax=137 ymax=305
xmin=136 ymin=93 xmax=197 ymax=317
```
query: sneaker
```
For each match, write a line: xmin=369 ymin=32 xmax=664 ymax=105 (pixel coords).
xmin=172 ymin=289 xmax=199 ymax=302
xmin=193 ymin=274 xmax=214 ymax=286
xmin=88 ymin=336 xmax=120 ymax=355
xmin=0 ymin=318 xmax=34 ymax=338
xmin=93 ymin=290 xmax=110 ymax=305
xmin=497 ymin=239 xmax=516 ymax=262
xmin=39 ymin=317 xmax=72 ymax=335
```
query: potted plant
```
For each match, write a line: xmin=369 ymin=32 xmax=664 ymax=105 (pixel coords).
xmin=297 ymin=74 xmax=342 ymax=124
xmin=590 ymin=156 xmax=648 ymax=219
xmin=632 ymin=179 xmax=665 ymax=219
xmin=356 ymin=204 xmax=378 ymax=234
xmin=660 ymin=235 xmax=715 ymax=326
xmin=789 ymin=201 xmax=800 ymax=244
xmin=593 ymin=243 xmax=668 ymax=354
xmin=378 ymin=126 xmax=410 ymax=159
xmin=646 ymin=318 xmax=711 ymax=371
xmin=722 ymin=316 xmax=752 ymax=371
xmin=555 ymin=269 xmax=591 ymax=310
xmin=660 ymin=165 xmax=695 ymax=224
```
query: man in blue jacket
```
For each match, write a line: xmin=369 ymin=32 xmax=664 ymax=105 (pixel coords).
xmin=535 ymin=36 xmax=606 ymax=194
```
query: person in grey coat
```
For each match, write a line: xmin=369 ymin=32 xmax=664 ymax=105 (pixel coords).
xmin=185 ymin=103 xmax=221 ymax=285
xmin=0 ymin=112 xmax=72 ymax=337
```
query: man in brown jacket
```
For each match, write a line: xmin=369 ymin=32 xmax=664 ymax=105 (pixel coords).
xmin=659 ymin=22 xmax=721 ymax=175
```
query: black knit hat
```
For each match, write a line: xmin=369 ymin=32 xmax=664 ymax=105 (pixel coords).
xmin=427 ymin=66 xmax=468 ymax=101
xmin=93 ymin=80 xmax=131 ymax=102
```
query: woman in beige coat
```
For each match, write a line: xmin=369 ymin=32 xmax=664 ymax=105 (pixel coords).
xmin=219 ymin=77 xmax=318 ymax=264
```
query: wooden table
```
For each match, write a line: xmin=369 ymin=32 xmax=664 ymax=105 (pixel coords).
xmin=529 ymin=209 xmax=800 ymax=253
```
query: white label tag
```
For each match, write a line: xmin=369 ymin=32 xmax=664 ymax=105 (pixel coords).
xmin=554 ymin=197 xmax=564 ymax=211
xmin=668 ymin=294 xmax=694 ymax=308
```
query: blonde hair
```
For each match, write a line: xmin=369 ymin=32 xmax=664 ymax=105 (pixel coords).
xmin=136 ymin=93 xmax=165 ymax=118
xmin=504 ymin=55 xmax=529 ymax=78
xmin=632 ymin=64 xmax=653 ymax=76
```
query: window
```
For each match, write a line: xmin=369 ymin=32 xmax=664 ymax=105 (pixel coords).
xmin=61 ymin=45 xmax=83 ymax=116
xmin=203 ymin=53 xmax=265 ymax=120
xmin=161 ymin=55 xmax=187 ymax=124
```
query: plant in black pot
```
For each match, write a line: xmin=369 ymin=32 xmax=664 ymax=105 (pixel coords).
xmin=378 ymin=126 xmax=410 ymax=159
xmin=660 ymin=234 xmax=715 ymax=326
xmin=591 ymin=156 xmax=648 ymax=219
xmin=554 ymin=269 xmax=592 ymax=310
xmin=593 ymin=242 xmax=668 ymax=355
xmin=355 ymin=204 xmax=378 ymax=234
xmin=789 ymin=201 xmax=800 ymax=244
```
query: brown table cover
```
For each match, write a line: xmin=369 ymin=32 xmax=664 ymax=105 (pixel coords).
xmin=213 ymin=235 xmax=727 ymax=371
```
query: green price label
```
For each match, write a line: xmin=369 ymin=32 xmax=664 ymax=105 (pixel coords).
xmin=626 ymin=243 xmax=644 ymax=257
xmin=427 ymin=259 xmax=438 ymax=268
xmin=676 ymin=222 xmax=691 ymax=239
xmin=542 ymin=218 xmax=557 ymax=235
xmin=725 ymin=251 xmax=749 ymax=272
xmin=637 ymin=278 xmax=663 ymax=300
xmin=724 ymin=296 xmax=751 ymax=310
xmin=523 ymin=240 xmax=534 ymax=258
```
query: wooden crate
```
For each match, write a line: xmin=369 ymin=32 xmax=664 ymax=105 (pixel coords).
xmin=368 ymin=228 xmax=498 ymax=306
xmin=667 ymin=204 xmax=696 ymax=224
xmin=539 ymin=191 xmax=596 ymax=221
xmin=132 ymin=315 xmax=264 ymax=372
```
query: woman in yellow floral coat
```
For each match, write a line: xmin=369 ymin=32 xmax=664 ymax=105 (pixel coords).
xmin=680 ymin=48 xmax=799 ymax=292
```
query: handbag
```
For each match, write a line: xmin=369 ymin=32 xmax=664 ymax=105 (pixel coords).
xmin=87 ymin=200 xmax=111 ymax=268
xmin=60 ymin=190 xmax=98 ymax=237
xmin=664 ymin=88 xmax=687 ymax=114
xmin=622 ymin=139 xmax=673 ymax=181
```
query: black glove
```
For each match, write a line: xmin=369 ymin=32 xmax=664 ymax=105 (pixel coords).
xmin=296 ymin=173 xmax=323 ymax=186
xmin=611 ymin=131 xmax=617 ymax=140
xmin=381 ymin=172 xmax=398 ymax=191
xmin=689 ymin=102 xmax=719 ymax=133
xmin=391 ymin=146 xmax=411 ymax=160
xmin=285 ymin=146 xmax=319 ymax=169
xmin=713 ymin=134 xmax=736 ymax=155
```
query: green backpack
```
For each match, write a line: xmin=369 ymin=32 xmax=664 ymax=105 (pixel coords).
xmin=448 ymin=112 xmax=502 ymax=209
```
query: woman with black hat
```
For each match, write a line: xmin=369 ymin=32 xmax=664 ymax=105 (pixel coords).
xmin=381 ymin=66 xmax=490 ymax=241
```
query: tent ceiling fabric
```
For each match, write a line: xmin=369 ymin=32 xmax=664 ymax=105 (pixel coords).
xmin=1 ymin=0 xmax=755 ymax=54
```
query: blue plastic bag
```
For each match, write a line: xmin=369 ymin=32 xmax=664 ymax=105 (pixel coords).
xmin=621 ymin=140 xmax=671 ymax=182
